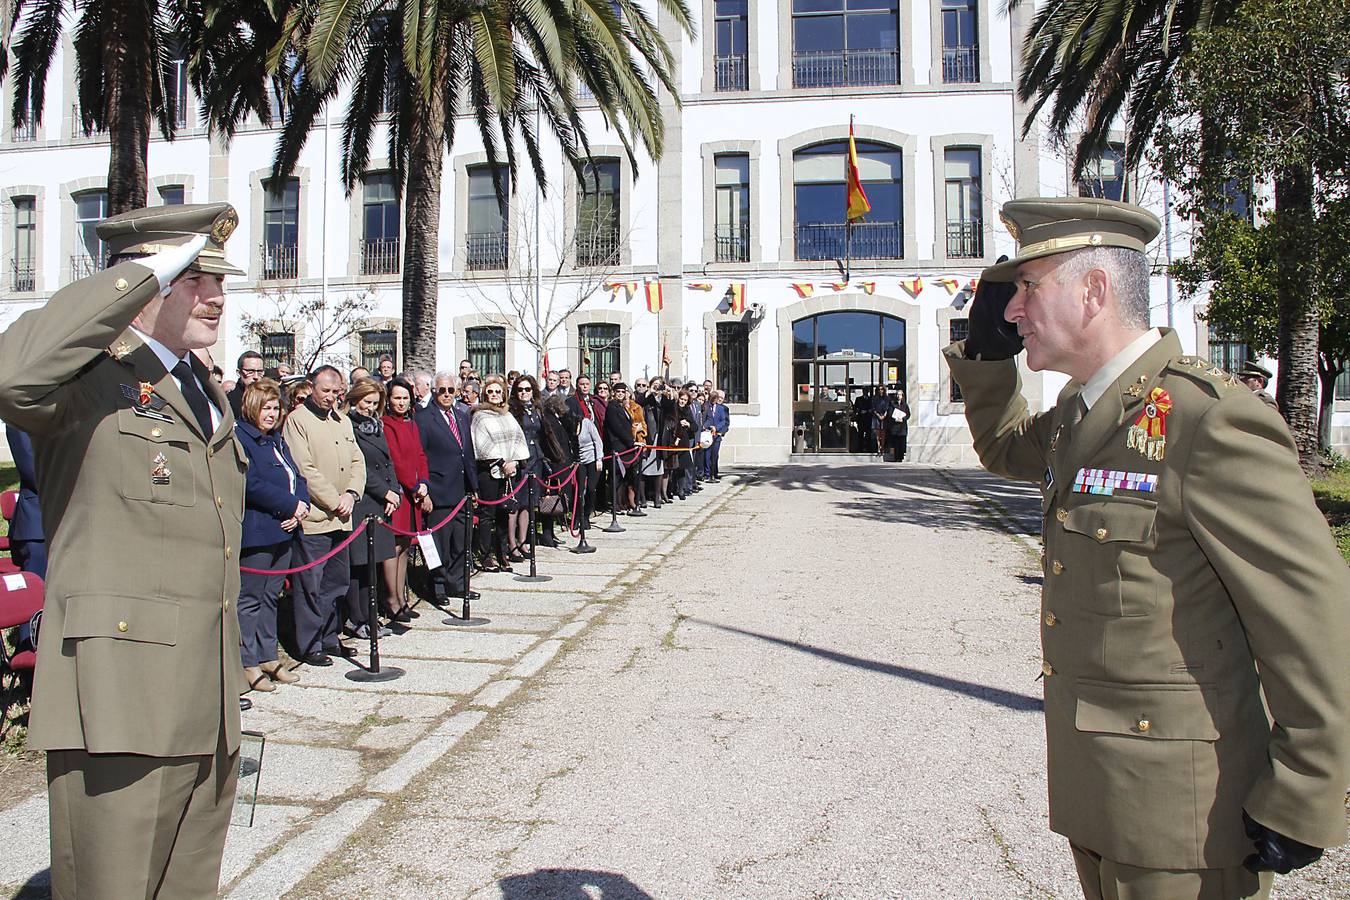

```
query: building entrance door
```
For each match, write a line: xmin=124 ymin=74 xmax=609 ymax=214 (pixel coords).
xmin=791 ymin=312 xmax=905 ymax=453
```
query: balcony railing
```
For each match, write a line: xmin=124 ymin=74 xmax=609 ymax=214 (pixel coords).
xmin=792 ymin=48 xmax=899 ymax=88
xmin=70 ymin=103 xmax=106 ymax=136
xmin=360 ymin=238 xmax=401 ymax=276
xmin=715 ymin=54 xmax=748 ymax=91
xmin=11 ymin=263 xmax=35 ymax=292
xmin=9 ymin=119 xmax=37 ymax=142
xmin=794 ymin=221 xmax=903 ymax=261
xmin=260 ymin=242 xmax=299 ymax=280
xmin=465 ymin=231 xmax=509 ymax=270
xmin=576 ymin=231 xmax=620 ymax=268
xmin=69 ymin=253 xmax=107 ymax=282
xmin=946 ymin=220 xmax=984 ymax=259
xmin=942 ymin=46 xmax=979 ymax=84
xmin=714 ymin=223 xmax=750 ymax=262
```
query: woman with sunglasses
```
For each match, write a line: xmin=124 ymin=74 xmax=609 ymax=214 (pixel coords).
xmin=592 ymin=381 xmax=612 ymax=512
xmin=471 ymin=376 xmax=528 ymax=571
xmin=508 ymin=374 xmax=545 ymax=560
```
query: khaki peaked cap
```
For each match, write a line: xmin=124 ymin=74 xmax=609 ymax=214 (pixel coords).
xmin=96 ymin=202 xmax=245 ymax=276
xmin=982 ymin=197 xmax=1162 ymax=282
xmin=1237 ymin=360 xmax=1273 ymax=381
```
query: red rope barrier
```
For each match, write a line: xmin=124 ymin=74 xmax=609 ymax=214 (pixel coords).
xmin=475 ymin=474 xmax=533 ymax=507
xmin=378 ymin=495 xmax=469 ymax=538
xmin=239 ymin=520 xmax=369 ymax=575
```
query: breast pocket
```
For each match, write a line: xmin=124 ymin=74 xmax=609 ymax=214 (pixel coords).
xmin=117 ymin=410 xmax=198 ymax=506
xmin=1063 ymin=497 xmax=1158 ymax=616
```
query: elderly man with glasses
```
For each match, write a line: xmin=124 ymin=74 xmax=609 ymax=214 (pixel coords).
xmin=415 ymin=373 xmax=480 ymax=605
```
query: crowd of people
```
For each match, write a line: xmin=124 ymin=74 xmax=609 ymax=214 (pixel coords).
xmin=222 ymin=352 xmax=731 ymax=705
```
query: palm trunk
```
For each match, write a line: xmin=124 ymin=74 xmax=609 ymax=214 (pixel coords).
xmin=102 ymin=0 xmax=152 ymax=214
xmin=401 ymin=80 xmax=446 ymax=373
xmin=1317 ymin=350 xmax=1341 ymax=452
xmin=1273 ymin=166 xmax=1321 ymax=473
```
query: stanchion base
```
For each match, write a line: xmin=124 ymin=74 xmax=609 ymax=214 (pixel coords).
xmin=570 ymin=543 xmax=597 ymax=554
xmin=602 ymin=522 xmax=626 ymax=533
xmin=514 ymin=574 xmax=553 ymax=583
xmin=443 ymin=616 xmax=491 ymax=627
xmin=345 ymin=666 xmax=406 ymax=683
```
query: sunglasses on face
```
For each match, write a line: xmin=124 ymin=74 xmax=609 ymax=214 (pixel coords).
xmin=436 ymin=387 xmax=455 ymax=394
xmin=517 ymin=387 xmax=532 ymax=394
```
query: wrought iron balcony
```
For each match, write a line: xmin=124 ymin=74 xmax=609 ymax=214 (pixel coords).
xmin=715 ymin=223 xmax=750 ymax=263
xmin=69 ymin=253 xmax=107 ymax=282
xmin=9 ymin=119 xmax=37 ymax=142
xmin=946 ymin=220 xmax=985 ymax=259
xmin=260 ymin=242 xmax=299 ymax=280
xmin=794 ymin=221 xmax=903 ymax=261
xmin=465 ymin=231 xmax=509 ymax=270
xmin=360 ymin=238 xmax=401 ymax=276
xmin=11 ymin=263 xmax=35 ymax=292
xmin=575 ymin=231 xmax=620 ymax=268
xmin=70 ymin=103 xmax=106 ymax=136
xmin=792 ymin=48 xmax=899 ymax=89
xmin=942 ymin=46 xmax=979 ymax=84
xmin=715 ymin=54 xmax=748 ymax=91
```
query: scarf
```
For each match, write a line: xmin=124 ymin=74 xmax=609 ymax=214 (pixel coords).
xmin=349 ymin=410 xmax=383 ymax=437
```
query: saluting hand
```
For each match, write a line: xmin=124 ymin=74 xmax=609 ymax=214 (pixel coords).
xmin=964 ymin=256 xmax=1023 ymax=361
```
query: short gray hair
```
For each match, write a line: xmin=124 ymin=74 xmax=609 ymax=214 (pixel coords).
xmin=1056 ymin=247 xmax=1150 ymax=330
xmin=433 ymin=371 xmax=458 ymax=387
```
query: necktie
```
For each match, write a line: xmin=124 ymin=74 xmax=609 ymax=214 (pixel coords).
xmin=443 ymin=407 xmax=462 ymax=447
xmin=172 ymin=360 xmax=214 ymax=437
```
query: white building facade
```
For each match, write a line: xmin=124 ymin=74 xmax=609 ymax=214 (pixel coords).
xmin=2 ymin=1 xmax=1347 ymax=462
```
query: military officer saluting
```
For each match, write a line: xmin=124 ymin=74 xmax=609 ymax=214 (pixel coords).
xmin=1235 ymin=360 xmax=1280 ymax=412
xmin=946 ymin=197 xmax=1350 ymax=899
xmin=0 ymin=203 xmax=248 ymax=897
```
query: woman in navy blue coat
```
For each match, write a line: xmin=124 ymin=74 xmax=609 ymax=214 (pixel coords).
xmin=236 ymin=379 xmax=310 ymax=693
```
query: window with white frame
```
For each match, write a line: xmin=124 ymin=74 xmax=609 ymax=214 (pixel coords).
xmin=12 ymin=197 xmax=36 ymax=291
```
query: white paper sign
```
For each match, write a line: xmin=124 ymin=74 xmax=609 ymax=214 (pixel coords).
xmin=3 ymin=573 xmax=26 ymax=591
xmin=417 ymin=532 xmax=442 ymax=570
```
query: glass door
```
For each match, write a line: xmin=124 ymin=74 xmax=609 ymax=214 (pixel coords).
xmin=791 ymin=312 xmax=905 ymax=453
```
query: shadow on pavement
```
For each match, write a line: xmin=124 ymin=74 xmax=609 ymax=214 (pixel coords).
xmin=13 ymin=868 xmax=50 ymax=899
xmin=498 ymin=869 xmax=654 ymax=899
xmin=695 ymin=621 xmax=1043 ymax=713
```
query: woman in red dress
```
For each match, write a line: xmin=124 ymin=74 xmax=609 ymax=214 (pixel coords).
xmin=381 ymin=376 xmax=431 ymax=621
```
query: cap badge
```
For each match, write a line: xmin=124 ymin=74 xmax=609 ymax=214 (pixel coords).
xmin=210 ymin=209 xmax=239 ymax=244
xmin=151 ymin=452 xmax=172 ymax=486
xmin=999 ymin=210 xmax=1021 ymax=242
xmin=1126 ymin=387 xmax=1172 ymax=461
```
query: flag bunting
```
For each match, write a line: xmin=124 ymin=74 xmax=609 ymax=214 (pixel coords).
xmin=729 ymin=282 xmax=747 ymax=315
xmin=645 ymin=280 xmax=664 ymax=314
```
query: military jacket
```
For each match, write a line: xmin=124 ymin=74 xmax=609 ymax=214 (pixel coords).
xmin=945 ymin=330 xmax=1350 ymax=869
xmin=0 ymin=263 xmax=246 ymax=757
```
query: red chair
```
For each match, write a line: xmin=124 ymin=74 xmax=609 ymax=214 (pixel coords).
xmin=0 ymin=570 xmax=43 ymax=671
xmin=0 ymin=490 xmax=16 ymax=552
xmin=0 ymin=559 xmax=18 ymax=576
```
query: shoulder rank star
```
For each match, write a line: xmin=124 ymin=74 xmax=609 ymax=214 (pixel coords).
xmin=1126 ymin=387 xmax=1172 ymax=460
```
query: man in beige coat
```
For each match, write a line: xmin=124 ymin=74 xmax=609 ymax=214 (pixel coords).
xmin=282 ymin=365 xmax=365 ymax=665
xmin=947 ymin=197 xmax=1350 ymax=899
xmin=0 ymin=203 xmax=248 ymax=897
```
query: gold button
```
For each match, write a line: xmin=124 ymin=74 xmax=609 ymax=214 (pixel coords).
xmin=1044 ymin=611 xmax=1058 ymax=626
xmin=1055 ymin=508 xmax=1068 ymax=522
xmin=1095 ymin=527 xmax=1109 ymax=541
xmin=1137 ymin=718 xmax=1151 ymax=733
xmin=216 ymin=496 xmax=224 ymax=509
xmin=225 ymin=547 xmax=232 ymax=560
xmin=151 ymin=427 xmax=163 ymax=438
xmin=1052 ymin=560 xmax=1064 ymax=575
xmin=116 ymin=621 xmax=129 ymax=633
xmin=1042 ymin=661 xmax=1055 ymax=677
xmin=114 ymin=277 xmax=129 ymax=291
xmin=223 ymin=598 xmax=231 ymax=611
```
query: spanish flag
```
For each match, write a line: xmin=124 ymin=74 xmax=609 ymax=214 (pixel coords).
xmin=937 ymin=277 xmax=961 ymax=295
xmin=846 ymin=119 xmax=871 ymax=223
xmin=829 ymin=282 xmax=850 ymax=291
xmin=900 ymin=277 xmax=924 ymax=297
xmin=688 ymin=282 xmax=714 ymax=291
xmin=729 ymin=282 xmax=746 ymax=314
xmin=860 ymin=281 xmax=876 ymax=295
xmin=791 ymin=283 xmax=815 ymax=298
xmin=646 ymin=280 xmax=664 ymax=314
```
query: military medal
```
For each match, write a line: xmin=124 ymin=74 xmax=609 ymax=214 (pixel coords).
xmin=138 ymin=381 xmax=154 ymax=406
xmin=1126 ymin=387 xmax=1172 ymax=460
xmin=151 ymin=452 xmax=172 ymax=485
xmin=1073 ymin=467 xmax=1158 ymax=495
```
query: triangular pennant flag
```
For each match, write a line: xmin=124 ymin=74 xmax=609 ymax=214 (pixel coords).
xmin=604 ymin=280 xmax=624 ymax=301
xmin=966 ymin=278 xmax=979 ymax=292
xmin=791 ymin=283 xmax=815 ymax=298
xmin=687 ymin=282 xmax=714 ymax=291
xmin=661 ymin=336 xmax=671 ymax=368
xmin=542 ymin=351 xmax=551 ymax=374
xmin=729 ymin=282 xmax=747 ymax=315
xmin=860 ymin=281 xmax=876 ymax=295
xmin=937 ymin=277 xmax=961 ymax=295
xmin=900 ymin=277 xmax=924 ymax=297
xmin=645 ymin=280 xmax=664 ymax=314
xmin=625 ymin=281 xmax=638 ymax=301
xmin=829 ymin=282 xmax=850 ymax=291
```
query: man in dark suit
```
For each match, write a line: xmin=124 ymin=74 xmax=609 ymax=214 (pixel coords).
xmin=604 ymin=383 xmax=640 ymax=513
xmin=416 ymin=372 xmax=479 ymax=602
xmin=226 ymin=350 xmax=265 ymax=417
xmin=4 ymin=423 xmax=45 ymax=577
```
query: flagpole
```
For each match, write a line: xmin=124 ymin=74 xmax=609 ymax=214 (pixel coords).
xmin=845 ymin=114 xmax=854 ymax=282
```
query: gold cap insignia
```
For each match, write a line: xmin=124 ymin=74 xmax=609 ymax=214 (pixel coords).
xmin=999 ymin=210 xmax=1021 ymax=243
xmin=211 ymin=208 xmax=239 ymax=244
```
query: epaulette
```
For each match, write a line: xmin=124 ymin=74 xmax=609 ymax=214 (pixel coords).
xmin=1166 ymin=356 xmax=1241 ymax=397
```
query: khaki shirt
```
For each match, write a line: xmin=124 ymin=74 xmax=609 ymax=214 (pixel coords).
xmin=945 ymin=329 xmax=1350 ymax=869
xmin=0 ymin=263 xmax=246 ymax=757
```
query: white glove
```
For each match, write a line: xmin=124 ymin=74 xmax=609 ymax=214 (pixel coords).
xmin=146 ymin=233 xmax=210 ymax=296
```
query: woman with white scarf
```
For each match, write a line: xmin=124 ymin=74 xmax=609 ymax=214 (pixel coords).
xmin=471 ymin=376 xmax=529 ymax=572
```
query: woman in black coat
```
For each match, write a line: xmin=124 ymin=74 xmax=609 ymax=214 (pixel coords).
xmin=887 ymin=387 xmax=911 ymax=462
xmin=538 ymin=394 xmax=579 ymax=547
xmin=346 ymin=379 xmax=400 ymax=638
xmin=672 ymin=389 xmax=697 ymax=499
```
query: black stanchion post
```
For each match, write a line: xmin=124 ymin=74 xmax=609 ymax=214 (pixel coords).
xmin=603 ymin=453 xmax=625 ymax=533
xmin=346 ymin=518 xmax=404 ymax=683
xmin=515 ymin=478 xmax=552 ymax=583
xmin=445 ymin=497 xmax=490 ymax=626
xmin=572 ymin=464 xmax=595 ymax=554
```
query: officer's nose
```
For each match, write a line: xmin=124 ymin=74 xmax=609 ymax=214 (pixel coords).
xmin=1004 ymin=287 xmax=1026 ymax=325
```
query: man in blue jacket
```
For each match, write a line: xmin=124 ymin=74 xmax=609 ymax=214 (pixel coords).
xmin=4 ymin=424 xmax=45 ymax=577
xmin=704 ymin=391 xmax=730 ymax=481
xmin=416 ymin=373 xmax=480 ymax=603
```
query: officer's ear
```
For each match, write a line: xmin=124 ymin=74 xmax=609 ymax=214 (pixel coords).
xmin=1082 ymin=266 xmax=1110 ymax=322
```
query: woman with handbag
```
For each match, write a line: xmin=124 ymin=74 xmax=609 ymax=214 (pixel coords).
xmin=471 ymin=376 xmax=529 ymax=571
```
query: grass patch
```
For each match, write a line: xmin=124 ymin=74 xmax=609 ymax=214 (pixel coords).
xmin=1311 ymin=465 xmax=1350 ymax=564
xmin=0 ymin=463 xmax=14 ymax=541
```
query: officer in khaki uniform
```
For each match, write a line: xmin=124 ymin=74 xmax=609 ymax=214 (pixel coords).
xmin=946 ymin=197 xmax=1350 ymax=899
xmin=0 ymin=203 xmax=248 ymax=898
xmin=1235 ymin=360 xmax=1280 ymax=412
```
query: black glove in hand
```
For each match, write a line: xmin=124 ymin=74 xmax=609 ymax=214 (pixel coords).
xmin=963 ymin=256 xmax=1024 ymax=361
xmin=1242 ymin=811 xmax=1322 ymax=875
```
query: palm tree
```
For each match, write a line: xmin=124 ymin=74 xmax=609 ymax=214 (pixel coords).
xmin=200 ymin=0 xmax=692 ymax=372
xmin=3 ymin=0 xmax=206 ymax=213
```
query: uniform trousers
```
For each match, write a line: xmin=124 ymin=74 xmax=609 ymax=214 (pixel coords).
xmin=47 ymin=731 xmax=237 ymax=899
xmin=1071 ymin=844 xmax=1273 ymax=900
xmin=427 ymin=504 xmax=471 ymax=597
xmin=237 ymin=541 xmax=291 ymax=667
xmin=291 ymin=530 xmax=351 ymax=656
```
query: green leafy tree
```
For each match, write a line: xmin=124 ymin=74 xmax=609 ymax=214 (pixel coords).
xmin=201 ymin=0 xmax=692 ymax=372
xmin=1157 ymin=0 xmax=1350 ymax=470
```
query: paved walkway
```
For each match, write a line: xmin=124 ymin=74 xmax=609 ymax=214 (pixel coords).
xmin=1 ymin=465 xmax=1346 ymax=897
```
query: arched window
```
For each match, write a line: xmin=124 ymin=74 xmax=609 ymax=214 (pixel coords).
xmin=793 ymin=141 xmax=902 ymax=261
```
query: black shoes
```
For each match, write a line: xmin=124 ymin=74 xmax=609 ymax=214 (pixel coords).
xmin=326 ymin=643 xmax=358 ymax=659
xmin=299 ymin=652 xmax=332 ymax=667
xmin=240 ymin=696 xmax=253 ymax=711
